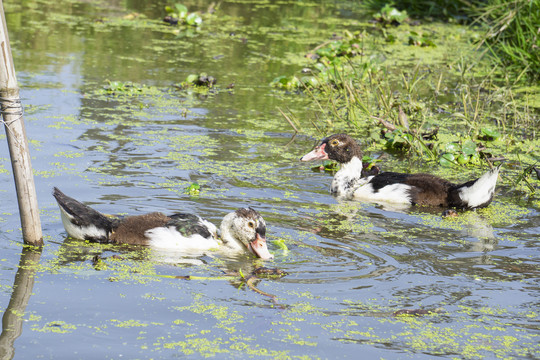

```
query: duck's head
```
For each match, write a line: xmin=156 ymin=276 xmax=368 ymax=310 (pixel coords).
xmin=300 ymin=134 xmax=362 ymax=164
xmin=221 ymin=208 xmax=273 ymax=260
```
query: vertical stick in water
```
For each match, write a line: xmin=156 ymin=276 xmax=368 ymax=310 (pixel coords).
xmin=0 ymin=1 xmax=43 ymax=246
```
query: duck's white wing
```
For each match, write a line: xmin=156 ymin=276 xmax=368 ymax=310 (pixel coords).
xmin=145 ymin=213 xmax=219 ymax=251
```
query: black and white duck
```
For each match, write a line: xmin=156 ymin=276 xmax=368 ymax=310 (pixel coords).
xmin=300 ymin=134 xmax=501 ymax=209
xmin=52 ymin=187 xmax=273 ymax=259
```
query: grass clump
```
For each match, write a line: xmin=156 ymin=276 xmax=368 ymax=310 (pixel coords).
xmin=474 ymin=0 xmax=540 ymax=82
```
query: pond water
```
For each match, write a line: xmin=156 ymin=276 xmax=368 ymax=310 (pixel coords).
xmin=1 ymin=1 xmax=539 ymax=359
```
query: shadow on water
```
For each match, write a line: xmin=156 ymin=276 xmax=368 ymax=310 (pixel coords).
xmin=0 ymin=247 xmax=41 ymax=360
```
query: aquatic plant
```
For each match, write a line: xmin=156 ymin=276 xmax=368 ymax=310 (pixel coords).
xmin=439 ymin=139 xmax=479 ymax=167
xmin=313 ymin=33 xmax=365 ymax=63
xmin=270 ymin=75 xmax=302 ymax=90
xmin=363 ymin=0 xmax=471 ymax=20
xmin=408 ymin=31 xmax=436 ymax=47
xmin=183 ymin=73 xmax=217 ymax=88
xmin=184 ymin=182 xmax=201 ymax=196
xmin=164 ymin=3 xmax=202 ymax=27
xmin=271 ymin=31 xmax=377 ymax=91
xmin=103 ymin=80 xmax=145 ymax=96
xmin=272 ymin=239 xmax=289 ymax=253
xmin=365 ymin=0 xmax=540 ymax=81
xmin=512 ymin=163 xmax=540 ymax=194
xmin=274 ymin=23 xmax=538 ymax=193
xmin=372 ymin=3 xmax=409 ymax=25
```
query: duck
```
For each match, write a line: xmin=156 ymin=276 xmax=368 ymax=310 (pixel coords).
xmin=300 ymin=134 xmax=501 ymax=209
xmin=52 ymin=187 xmax=273 ymax=259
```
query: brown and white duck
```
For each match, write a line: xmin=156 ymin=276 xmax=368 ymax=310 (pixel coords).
xmin=53 ymin=187 xmax=273 ymax=259
xmin=300 ymin=134 xmax=501 ymax=209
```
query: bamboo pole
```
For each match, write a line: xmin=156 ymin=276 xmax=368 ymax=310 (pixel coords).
xmin=0 ymin=1 xmax=42 ymax=246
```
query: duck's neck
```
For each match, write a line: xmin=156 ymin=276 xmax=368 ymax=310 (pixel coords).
xmin=331 ymin=156 xmax=363 ymax=196
xmin=219 ymin=215 xmax=243 ymax=252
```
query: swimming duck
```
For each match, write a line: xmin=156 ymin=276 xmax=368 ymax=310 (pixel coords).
xmin=300 ymin=134 xmax=501 ymax=209
xmin=52 ymin=187 xmax=273 ymax=259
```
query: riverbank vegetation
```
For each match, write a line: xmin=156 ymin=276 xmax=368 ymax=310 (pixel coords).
xmin=273 ymin=0 xmax=539 ymax=197
xmin=364 ymin=0 xmax=539 ymax=81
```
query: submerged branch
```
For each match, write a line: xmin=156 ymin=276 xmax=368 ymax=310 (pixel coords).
xmin=156 ymin=267 xmax=287 ymax=308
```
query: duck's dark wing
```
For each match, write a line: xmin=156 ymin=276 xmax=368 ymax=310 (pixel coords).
xmin=142 ymin=213 xmax=220 ymax=250
xmin=167 ymin=213 xmax=215 ymax=239
xmin=368 ymin=172 xmax=412 ymax=190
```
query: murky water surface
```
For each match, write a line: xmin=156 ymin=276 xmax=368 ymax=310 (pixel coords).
xmin=1 ymin=1 xmax=538 ymax=359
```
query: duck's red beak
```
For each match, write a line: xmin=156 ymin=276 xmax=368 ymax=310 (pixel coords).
xmin=300 ymin=143 xmax=328 ymax=161
xmin=248 ymin=233 xmax=273 ymax=259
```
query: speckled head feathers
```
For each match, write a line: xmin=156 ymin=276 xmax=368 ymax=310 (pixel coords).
xmin=221 ymin=207 xmax=272 ymax=259
xmin=234 ymin=207 xmax=266 ymax=238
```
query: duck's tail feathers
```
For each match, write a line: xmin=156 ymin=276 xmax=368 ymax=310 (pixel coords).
xmin=449 ymin=165 xmax=501 ymax=209
xmin=53 ymin=187 xmax=113 ymax=242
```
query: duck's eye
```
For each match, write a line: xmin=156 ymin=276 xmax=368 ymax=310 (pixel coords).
xmin=330 ymin=139 xmax=339 ymax=146
xmin=248 ymin=221 xmax=255 ymax=228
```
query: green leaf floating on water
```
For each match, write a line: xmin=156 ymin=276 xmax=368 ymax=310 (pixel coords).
xmin=462 ymin=139 xmax=477 ymax=155
xmin=457 ymin=153 xmax=469 ymax=164
xmin=184 ymin=182 xmax=200 ymax=195
xmin=311 ymin=160 xmax=338 ymax=173
xmin=300 ymin=76 xmax=320 ymax=88
xmin=480 ymin=127 xmax=501 ymax=140
xmin=186 ymin=12 xmax=202 ymax=26
xmin=185 ymin=74 xmax=199 ymax=83
xmin=444 ymin=142 xmax=460 ymax=153
xmin=439 ymin=153 xmax=455 ymax=167
xmin=174 ymin=4 xmax=188 ymax=18
xmin=273 ymin=239 xmax=289 ymax=252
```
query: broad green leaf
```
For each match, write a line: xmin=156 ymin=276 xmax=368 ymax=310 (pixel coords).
xmin=439 ymin=153 xmax=455 ymax=167
xmin=462 ymin=140 xmax=477 ymax=155
xmin=186 ymin=13 xmax=202 ymax=26
xmin=273 ymin=239 xmax=289 ymax=251
xmin=185 ymin=74 xmax=199 ymax=83
xmin=444 ymin=142 xmax=460 ymax=153
xmin=481 ymin=127 xmax=501 ymax=140
xmin=457 ymin=154 xmax=470 ymax=164
xmin=175 ymin=4 xmax=188 ymax=18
